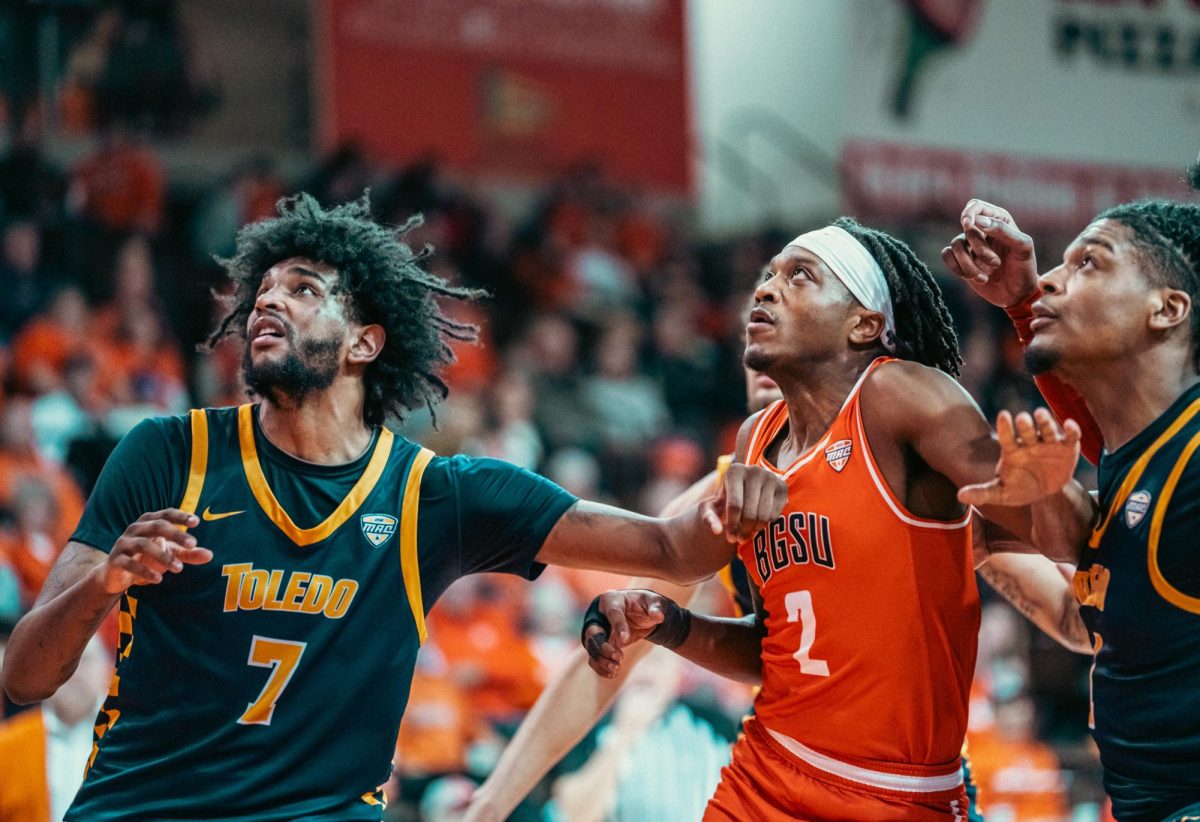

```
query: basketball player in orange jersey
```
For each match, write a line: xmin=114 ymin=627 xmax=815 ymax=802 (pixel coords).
xmin=585 ymin=218 xmax=1091 ymax=821
xmin=465 ymin=370 xmax=1089 ymax=822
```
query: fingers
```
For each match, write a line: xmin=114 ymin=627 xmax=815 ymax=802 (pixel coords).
xmin=942 ymin=234 xmax=995 ymax=283
xmin=958 ymin=479 xmax=1002 ymax=507
xmin=733 ymin=473 xmax=764 ymax=542
xmin=138 ymin=508 xmax=200 ymax=529
xmin=721 ymin=467 xmax=744 ymax=541
xmin=109 ymin=551 xmax=165 ymax=586
xmin=1013 ymin=411 xmax=1038 ymax=446
xmin=699 ymin=499 xmax=724 ymax=535
xmin=583 ymin=624 xmax=623 ymax=678
xmin=961 ymin=199 xmax=1015 ymax=231
xmin=601 ymin=595 xmax=632 ymax=646
xmin=995 ymin=410 xmax=1016 ymax=451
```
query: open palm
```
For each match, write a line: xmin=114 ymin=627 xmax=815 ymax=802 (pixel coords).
xmin=959 ymin=409 xmax=1081 ymax=507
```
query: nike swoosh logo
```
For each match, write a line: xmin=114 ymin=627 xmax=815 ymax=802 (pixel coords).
xmin=202 ymin=506 xmax=246 ymax=522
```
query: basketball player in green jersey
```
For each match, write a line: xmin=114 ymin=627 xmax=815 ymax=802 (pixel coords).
xmin=946 ymin=185 xmax=1200 ymax=821
xmin=0 ymin=194 xmax=787 ymax=822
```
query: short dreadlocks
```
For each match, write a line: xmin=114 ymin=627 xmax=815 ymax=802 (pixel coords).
xmin=207 ymin=193 xmax=485 ymax=426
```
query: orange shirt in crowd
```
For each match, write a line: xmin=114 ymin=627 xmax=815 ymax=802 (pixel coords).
xmin=394 ymin=664 xmax=479 ymax=777
xmin=967 ymin=730 xmax=1070 ymax=822
xmin=0 ymin=454 xmax=86 ymax=549
xmin=0 ymin=709 xmax=51 ymax=822
xmin=429 ymin=601 xmax=544 ymax=721
xmin=71 ymin=143 xmax=165 ymax=234
xmin=10 ymin=318 xmax=88 ymax=393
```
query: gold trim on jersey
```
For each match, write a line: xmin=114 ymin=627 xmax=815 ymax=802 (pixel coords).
xmin=86 ymin=593 xmax=138 ymax=776
xmin=237 ymin=404 xmax=394 ymax=546
xmin=400 ymin=448 xmax=435 ymax=644
xmin=179 ymin=409 xmax=209 ymax=517
xmin=1148 ymin=429 xmax=1200 ymax=614
xmin=1089 ymin=398 xmax=1200 ymax=549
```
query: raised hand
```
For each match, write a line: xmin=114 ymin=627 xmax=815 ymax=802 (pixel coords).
xmin=959 ymin=409 xmax=1081 ymax=508
xmin=941 ymin=199 xmax=1040 ymax=308
xmin=701 ymin=463 xmax=789 ymax=544
xmin=101 ymin=509 xmax=213 ymax=594
xmin=582 ymin=589 xmax=677 ymax=679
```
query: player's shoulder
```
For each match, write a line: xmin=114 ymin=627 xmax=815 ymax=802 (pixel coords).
xmin=862 ymin=358 xmax=969 ymax=411
xmin=734 ymin=404 xmax=780 ymax=460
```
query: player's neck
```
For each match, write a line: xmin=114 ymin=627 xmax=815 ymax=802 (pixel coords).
xmin=257 ymin=381 xmax=374 ymax=465
xmin=772 ymin=355 xmax=871 ymax=459
xmin=1059 ymin=351 xmax=1200 ymax=453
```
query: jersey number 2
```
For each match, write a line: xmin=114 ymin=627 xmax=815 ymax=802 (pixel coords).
xmin=238 ymin=635 xmax=307 ymax=725
xmin=785 ymin=590 xmax=830 ymax=677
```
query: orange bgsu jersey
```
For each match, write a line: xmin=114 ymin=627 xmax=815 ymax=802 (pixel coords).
xmin=737 ymin=357 xmax=979 ymax=773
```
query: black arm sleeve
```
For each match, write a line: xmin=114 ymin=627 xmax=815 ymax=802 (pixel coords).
xmin=69 ymin=415 xmax=190 ymax=553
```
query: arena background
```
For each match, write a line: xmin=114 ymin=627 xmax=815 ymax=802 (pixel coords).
xmin=0 ymin=0 xmax=1196 ymax=819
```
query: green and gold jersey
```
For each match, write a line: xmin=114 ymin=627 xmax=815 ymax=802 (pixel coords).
xmin=67 ymin=404 xmax=575 ymax=822
xmin=1077 ymin=382 xmax=1200 ymax=822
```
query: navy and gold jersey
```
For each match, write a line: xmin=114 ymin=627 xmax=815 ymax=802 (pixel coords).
xmin=67 ymin=404 xmax=575 ymax=822
xmin=1077 ymin=383 xmax=1200 ymax=821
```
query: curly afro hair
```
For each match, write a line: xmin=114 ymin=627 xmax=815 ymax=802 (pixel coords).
xmin=207 ymin=193 xmax=486 ymax=426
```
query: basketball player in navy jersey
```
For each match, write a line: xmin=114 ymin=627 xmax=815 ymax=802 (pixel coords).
xmin=0 ymin=194 xmax=786 ymax=822
xmin=945 ymin=181 xmax=1200 ymax=821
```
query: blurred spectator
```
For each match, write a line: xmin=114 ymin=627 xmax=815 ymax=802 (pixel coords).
xmin=0 ymin=114 xmax=63 ymax=224
xmin=68 ymin=123 xmax=166 ymax=237
xmin=417 ymin=774 xmax=476 ymax=822
xmin=11 ymin=287 xmax=91 ymax=395
xmin=427 ymin=577 xmax=543 ymax=725
xmin=191 ymin=156 xmax=286 ymax=262
xmin=0 ymin=221 xmax=60 ymax=343
xmin=394 ymin=643 xmax=479 ymax=781
xmin=582 ymin=316 xmax=670 ymax=453
xmin=0 ymin=478 xmax=61 ymax=610
xmin=0 ymin=636 xmax=111 ymax=822
xmin=969 ymin=695 xmax=1071 ymax=822
xmin=516 ymin=314 xmax=597 ymax=452
xmin=58 ymin=9 xmax=122 ymax=135
xmin=32 ymin=354 xmax=111 ymax=469
xmin=0 ymin=400 xmax=86 ymax=549
xmin=462 ymin=370 xmax=543 ymax=471
xmin=639 ymin=436 xmax=707 ymax=517
xmin=650 ymin=301 xmax=721 ymax=437
xmin=92 ymin=0 xmax=219 ymax=135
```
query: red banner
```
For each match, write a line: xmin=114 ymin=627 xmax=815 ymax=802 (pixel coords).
xmin=841 ymin=140 xmax=1195 ymax=231
xmin=315 ymin=0 xmax=691 ymax=193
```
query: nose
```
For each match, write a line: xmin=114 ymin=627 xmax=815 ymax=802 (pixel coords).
xmin=1037 ymin=264 xmax=1064 ymax=295
xmin=254 ymin=280 xmax=283 ymax=312
xmin=753 ymin=276 xmax=778 ymax=304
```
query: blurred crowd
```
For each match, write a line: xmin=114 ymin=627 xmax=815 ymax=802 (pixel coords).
xmin=0 ymin=7 xmax=1105 ymax=816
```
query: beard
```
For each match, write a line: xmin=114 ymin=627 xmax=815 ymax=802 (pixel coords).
xmin=243 ymin=331 xmax=342 ymax=404
xmin=743 ymin=345 xmax=775 ymax=374
xmin=1023 ymin=341 xmax=1062 ymax=375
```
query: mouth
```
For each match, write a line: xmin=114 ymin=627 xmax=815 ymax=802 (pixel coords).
xmin=249 ymin=315 xmax=288 ymax=346
xmin=1029 ymin=302 xmax=1058 ymax=334
xmin=747 ymin=307 xmax=775 ymax=333
xmin=754 ymin=374 xmax=779 ymax=391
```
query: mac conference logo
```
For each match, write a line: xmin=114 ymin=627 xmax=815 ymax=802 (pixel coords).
xmin=361 ymin=514 xmax=398 ymax=548
xmin=825 ymin=439 xmax=853 ymax=472
xmin=1125 ymin=491 xmax=1151 ymax=529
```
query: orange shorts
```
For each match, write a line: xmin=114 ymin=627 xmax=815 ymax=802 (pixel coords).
xmin=704 ymin=717 xmax=968 ymax=821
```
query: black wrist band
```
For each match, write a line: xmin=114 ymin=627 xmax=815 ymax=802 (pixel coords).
xmin=647 ymin=599 xmax=692 ymax=650
xmin=581 ymin=595 xmax=612 ymax=649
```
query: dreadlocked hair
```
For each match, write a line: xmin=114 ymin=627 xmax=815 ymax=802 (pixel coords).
xmin=207 ymin=192 xmax=487 ymax=426
xmin=832 ymin=217 xmax=962 ymax=376
xmin=1097 ymin=196 xmax=1200 ymax=370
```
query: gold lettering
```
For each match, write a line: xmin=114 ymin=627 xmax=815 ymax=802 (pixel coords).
xmin=221 ymin=563 xmax=253 ymax=612
xmin=323 ymin=579 xmax=359 ymax=619
xmin=1074 ymin=564 xmax=1111 ymax=611
xmin=240 ymin=569 xmax=270 ymax=610
xmin=300 ymin=575 xmax=333 ymax=614
xmin=280 ymin=572 xmax=310 ymax=612
xmin=262 ymin=570 xmax=287 ymax=611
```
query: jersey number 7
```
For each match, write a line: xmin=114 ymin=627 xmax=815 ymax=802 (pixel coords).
xmin=238 ymin=635 xmax=307 ymax=725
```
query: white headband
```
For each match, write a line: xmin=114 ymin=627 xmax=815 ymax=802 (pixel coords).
xmin=789 ymin=225 xmax=897 ymax=352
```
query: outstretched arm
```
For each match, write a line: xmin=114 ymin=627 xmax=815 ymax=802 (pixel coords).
xmin=941 ymin=199 xmax=1103 ymax=464
xmin=465 ymin=472 xmax=722 ymax=822
xmin=979 ymin=552 xmax=1090 ymax=655
xmin=535 ymin=416 xmax=787 ymax=585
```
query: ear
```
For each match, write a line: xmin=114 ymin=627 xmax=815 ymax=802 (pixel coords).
xmin=1149 ymin=288 xmax=1191 ymax=333
xmin=848 ymin=310 xmax=887 ymax=347
xmin=347 ymin=324 xmax=386 ymax=365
